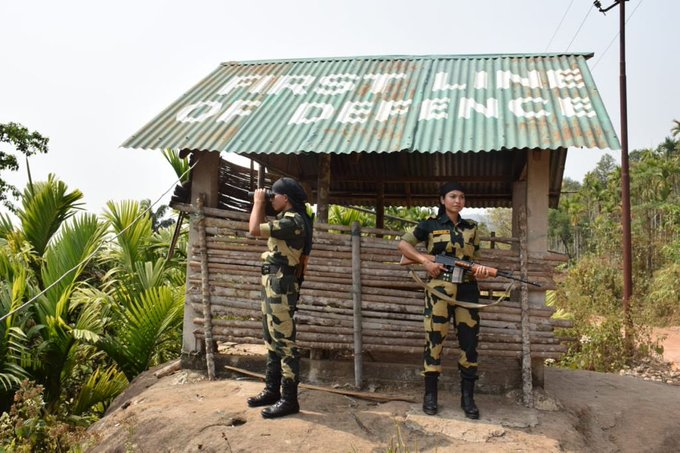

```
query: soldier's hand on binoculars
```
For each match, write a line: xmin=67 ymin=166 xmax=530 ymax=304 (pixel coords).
xmin=252 ymin=188 xmax=268 ymax=203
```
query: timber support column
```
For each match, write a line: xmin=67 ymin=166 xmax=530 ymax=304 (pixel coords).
xmin=376 ymin=182 xmax=385 ymax=230
xmin=308 ymin=154 xmax=331 ymax=376
xmin=513 ymin=149 xmax=550 ymax=388
xmin=316 ymin=154 xmax=331 ymax=223
xmin=181 ymin=150 xmax=221 ymax=369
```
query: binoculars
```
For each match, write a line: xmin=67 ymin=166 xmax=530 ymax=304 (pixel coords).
xmin=247 ymin=189 xmax=275 ymax=199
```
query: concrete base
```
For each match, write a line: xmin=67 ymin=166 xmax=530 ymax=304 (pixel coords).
xmin=180 ymin=351 xmax=207 ymax=370
xmin=206 ymin=351 xmax=534 ymax=395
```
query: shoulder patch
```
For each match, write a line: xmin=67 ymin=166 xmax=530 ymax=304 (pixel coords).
xmin=461 ymin=218 xmax=477 ymax=227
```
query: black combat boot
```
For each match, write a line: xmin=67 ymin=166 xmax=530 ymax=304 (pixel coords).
xmin=422 ymin=373 xmax=438 ymax=415
xmin=247 ymin=353 xmax=281 ymax=408
xmin=460 ymin=378 xmax=480 ymax=419
xmin=261 ymin=379 xmax=300 ymax=419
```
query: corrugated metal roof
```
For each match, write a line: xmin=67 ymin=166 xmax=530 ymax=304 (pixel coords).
xmin=122 ymin=53 xmax=620 ymax=154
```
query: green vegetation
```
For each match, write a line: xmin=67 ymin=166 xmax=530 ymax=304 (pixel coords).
xmin=1 ymin=121 xmax=679 ymax=449
xmin=548 ymin=124 xmax=680 ymax=371
xmin=0 ymin=144 xmax=188 ymax=449
xmin=0 ymin=123 xmax=49 ymax=212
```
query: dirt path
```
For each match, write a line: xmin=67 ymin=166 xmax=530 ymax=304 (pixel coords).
xmin=655 ymin=326 xmax=680 ymax=369
xmin=84 ymin=327 xmax=680 ymax=452
xmin=87 ymin=358 xmax=680 ymax=452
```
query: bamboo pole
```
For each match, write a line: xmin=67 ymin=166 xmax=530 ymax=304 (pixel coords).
xmin=351 ymin=221 xmax=364 ymax=388
xmin=519 ymin=202 xmax=532 ymax=407
xmin=197 ymin=194 xmax=216 ymax=380
xmin=198 ymin=331 xmax=565 ymax=359
xmin=195 ymin=305 xmax=563 ymax=341
xmin=224 ymin=365 xmax=415 ymax=402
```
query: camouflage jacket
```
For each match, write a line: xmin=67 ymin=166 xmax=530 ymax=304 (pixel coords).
xmin=259 ymin=209 xmax=307 ymax=267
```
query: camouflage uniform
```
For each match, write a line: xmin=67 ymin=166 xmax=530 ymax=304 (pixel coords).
xmin=401 ymin=214 xmax=482 ymax=380
xmin=259 ymin=209 xmax=307 ymax=381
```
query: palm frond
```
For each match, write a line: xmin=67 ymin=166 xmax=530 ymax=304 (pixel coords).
xmin=98 ymin=286 xmax=183 ymax=380
xmin=329 ymin=205 xmax=373 ymax=227
xmin=103 ymin=200 xmax=154 ymax=271
xmin=0 ymin=326 xmax=32 ymax=392
xmin=0 ymin=212 xmax=14 ymax=239
xmin=162 ymin=148 xmax=190 ymax=182
xmin=0 ymin=362 xmax=29 ymax=392
xmin=148 ymin=222 xmax=188 ymax=261
xmin=16 ymin=174 xmax=84 ymax=257
xmin=133 ymin=259 xmax=167 ymax=290
xmin=39 ymin=214 xmax=107 ymax=320
xmin=0 ymin=258 xmax=36 ymax=389
xmin=71 ymin=366 xmax=128 ymax=416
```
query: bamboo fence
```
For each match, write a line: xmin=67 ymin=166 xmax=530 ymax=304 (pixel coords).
xmin=176 ymin=203 xmax=571 ymax=365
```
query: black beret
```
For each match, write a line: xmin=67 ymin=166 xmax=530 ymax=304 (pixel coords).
xmin=272 ymin=177 xmax=307 ymax=204
xmin=439 ymin=182 xmax=465 ymax=197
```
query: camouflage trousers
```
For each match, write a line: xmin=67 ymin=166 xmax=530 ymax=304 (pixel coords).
xmin=261 ymin=271 xmax=300 ymax=381
xmin=423 ymin=280 xmax=480 ymax=380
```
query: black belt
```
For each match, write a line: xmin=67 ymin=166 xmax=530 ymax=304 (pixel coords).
xmin=261 ymin=263 xmax=296 ymax=275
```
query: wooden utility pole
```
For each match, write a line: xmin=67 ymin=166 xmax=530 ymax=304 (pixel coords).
xmin=594 ymin=0 xmax=633 ymax=343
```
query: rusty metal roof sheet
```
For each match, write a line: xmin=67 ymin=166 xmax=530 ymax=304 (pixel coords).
xmin=122 ymin=53 xmax=620 ymax=154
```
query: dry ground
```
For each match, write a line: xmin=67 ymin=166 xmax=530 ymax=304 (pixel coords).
xmin=85 ymin=328 xmax=680 ymax=453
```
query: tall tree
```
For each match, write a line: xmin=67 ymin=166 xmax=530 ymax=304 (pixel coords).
xmin=0 ymin=123 xmax=49 ymax=211
xmin=672 ymin=119 xmax=680 ymax=139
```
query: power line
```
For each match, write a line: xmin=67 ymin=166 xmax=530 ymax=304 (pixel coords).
xmin=545 ymin=0 xmax=576 ymax=52
xmin=0 ymin=159 xmax=197 ymax=323
xmin=591 ymin=0 xmax=645 ymax=71
xmin=566 ymin=3 xmax=595 ymax=52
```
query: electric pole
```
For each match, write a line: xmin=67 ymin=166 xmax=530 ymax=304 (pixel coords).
xmin=594 ymin=0 xmax=633 ymax=345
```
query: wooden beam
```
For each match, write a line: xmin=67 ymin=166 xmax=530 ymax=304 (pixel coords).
xmin=376 ymin=182 xmax=385 ymax=229
xmin=337 ymin=175 xmax=512 ymax=183
xmin=317 ymin=154 xmax=331 ymax=223
xmin=224 ymin=365 xmax=415 ymax=402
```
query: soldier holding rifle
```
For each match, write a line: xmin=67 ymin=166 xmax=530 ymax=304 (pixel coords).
xmin=398 ymin=182 xmax=491 ymax=419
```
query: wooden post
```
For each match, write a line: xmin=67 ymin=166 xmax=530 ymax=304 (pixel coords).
xmin=514 ymin=149 xmax=550 ymax=388
xmin=316 ymin=154 xmax=331 ymax=223
xmin=518 ymin=199 xmax=533 ymax=407
xmin=191 ymin=151 xmax=221 ymax=208
xmin=526 ymin=149 xmax=550 ymax=388
xmin=257 ymin=162 xmax=266 ymax=188
xmin=376 ymin=183 xmax=385 ymax=230
xmin=249 ymin=159 xmax=256 ymax=190
xmin=301 ymin=181 xmax=313 ymax=205
xmin=310 ymin=154 xmax=332 ymax=362
xmin=197 ymin=194 xmax=216 ymax=380
xmin=351 ymin=221 xmax=364 ymax=388
xmin=181 ymin=150 xmax=220 ymax=362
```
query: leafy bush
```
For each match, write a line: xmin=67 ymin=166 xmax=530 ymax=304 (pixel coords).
xmin=0 ymin=380 xmax=91 ymax=452
xmin=642 ymin=263 xmax=680 ymax=325
xmin=558 ymin=318 xmax=627 ymax=371
xmin=552 ymin=255 xmax=664 ymax=372
xmin=553 ymin=254 xmax=623 ymax=321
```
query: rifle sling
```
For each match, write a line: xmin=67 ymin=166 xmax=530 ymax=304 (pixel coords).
xmin=408 ymin=268 xmax=513 ymax=309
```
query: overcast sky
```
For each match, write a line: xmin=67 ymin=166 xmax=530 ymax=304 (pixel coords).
xmin=1 ymin=0 xmax=678 ymax=215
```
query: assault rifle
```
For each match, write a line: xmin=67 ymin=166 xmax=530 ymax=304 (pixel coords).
xmin=400 ymin=253 xmax=541 ymax=287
